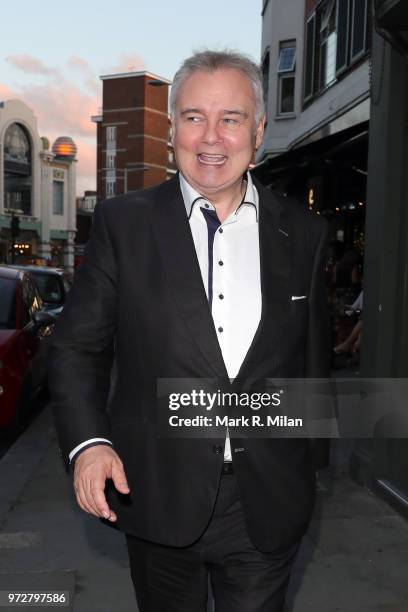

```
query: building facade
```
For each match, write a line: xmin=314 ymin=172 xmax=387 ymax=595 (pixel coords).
xmin=0 ymin=100 xmax=77 ymax=271
xmin=258 ymin=0 xmax=408 ymax=518
xmin=256 ymin=0 xmax=370 ymax=251
xmin=92 ymin=71 xmax=174 ymax=201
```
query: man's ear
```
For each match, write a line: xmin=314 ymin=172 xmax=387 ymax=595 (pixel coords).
xmin=170 ymin=120 xmax=175 ymax=146
xmin=255 ymin=115 xmax=266 ymax=150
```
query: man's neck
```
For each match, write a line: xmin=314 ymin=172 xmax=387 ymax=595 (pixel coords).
xmin=201 ymin=180 xmax=246 ymax=224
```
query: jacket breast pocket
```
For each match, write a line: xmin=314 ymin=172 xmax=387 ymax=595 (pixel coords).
xmin=290 ymin=296 xmax=309 ymax=319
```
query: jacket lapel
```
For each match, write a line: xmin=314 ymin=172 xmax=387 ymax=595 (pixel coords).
xmin=151 ymin=176 xmax=229 ymax=379
xmin=236 ymin=181 xmax=292 ymax=381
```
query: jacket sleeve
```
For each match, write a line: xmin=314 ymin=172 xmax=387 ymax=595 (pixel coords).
xmin=47 ymin=201 xmax=117 ymax=464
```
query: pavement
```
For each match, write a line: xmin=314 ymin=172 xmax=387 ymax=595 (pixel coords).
xmin=0 ymin=407 xmax=408 ymax=611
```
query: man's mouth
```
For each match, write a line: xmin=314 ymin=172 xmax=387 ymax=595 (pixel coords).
xmin=197 ymin=153 xmax=227 ymax=166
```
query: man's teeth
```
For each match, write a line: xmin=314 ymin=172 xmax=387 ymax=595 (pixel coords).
xmin=198 ymin=154 xmax=227 ymax=165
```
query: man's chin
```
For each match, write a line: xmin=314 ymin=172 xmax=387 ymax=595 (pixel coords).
xmin=184 ymin=171 xmax=245 ymax=196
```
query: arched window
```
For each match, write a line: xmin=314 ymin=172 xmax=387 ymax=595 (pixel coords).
xmin=3 ymin=123 xmax=32 ymax=215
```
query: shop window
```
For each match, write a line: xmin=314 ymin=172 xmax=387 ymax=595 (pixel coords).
xmin=52 ymin=181 xmax=64 ymax=215
xmin=277 ymin=41 xmax=296 ymax=115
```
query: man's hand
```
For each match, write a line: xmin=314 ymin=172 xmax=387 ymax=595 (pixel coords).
xmin=73 ymin=445 xmax=130 ymax=522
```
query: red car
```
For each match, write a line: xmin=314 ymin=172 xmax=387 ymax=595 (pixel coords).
xmin=0 ymin=266 xmax=55 ymax=433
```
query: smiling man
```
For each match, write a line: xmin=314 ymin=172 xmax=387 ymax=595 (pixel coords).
xmin=49 ymin=50 xmax=330 ymax=611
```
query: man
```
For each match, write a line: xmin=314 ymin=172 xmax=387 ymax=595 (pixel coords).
xmin=48 ymin=50 xmax=330 ymax=611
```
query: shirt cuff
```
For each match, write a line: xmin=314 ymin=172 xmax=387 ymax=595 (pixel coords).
xmin=69 ymin=438 xmax=113 ymax=463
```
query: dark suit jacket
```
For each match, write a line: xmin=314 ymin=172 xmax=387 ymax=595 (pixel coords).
xmin=48 ymin=173 xmax=330 ymax=552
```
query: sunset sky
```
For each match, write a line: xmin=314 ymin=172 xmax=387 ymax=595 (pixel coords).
xmin=0 ymin=1 xmax=262 ymax=195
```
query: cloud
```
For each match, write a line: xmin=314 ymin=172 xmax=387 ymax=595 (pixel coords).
xmin=104 ymin=53 xmax=145 ymax=75
xmin=6 ymin=54 xmax=58 ymax=76
xmin=18 ymin=81 xmax=99 ymax=138
xmin=67 ymin=56 xmax=99 ymax=94
xmin=67 ymin=56 xmax=90 ymax=72
xmin=2 ymin=51 xmax=146 ymax=195
xmin=0 ymin=82 xmax=13 ymax=100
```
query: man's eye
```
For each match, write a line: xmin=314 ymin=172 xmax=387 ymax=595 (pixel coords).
xmin=186 ymin=116 xmax=201 ymax=122
xmin=223 ymin=118 xmax=238 ymax=125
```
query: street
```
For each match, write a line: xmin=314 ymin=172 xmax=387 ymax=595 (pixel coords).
xmin=0 ymin=408 xmax=407 ymax=611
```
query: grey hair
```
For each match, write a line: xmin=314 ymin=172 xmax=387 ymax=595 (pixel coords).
xmin=170 ymin=49 xmax=265 ymax=125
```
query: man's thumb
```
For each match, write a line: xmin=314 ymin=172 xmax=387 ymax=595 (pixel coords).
xmin=112 ymin=463 xmax=130 ymax=494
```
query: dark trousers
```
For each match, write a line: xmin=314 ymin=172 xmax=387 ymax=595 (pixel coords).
xmin=126 ymin=472 xmax=300 ymax=612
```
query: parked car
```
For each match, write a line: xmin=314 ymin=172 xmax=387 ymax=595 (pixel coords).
xmin=7 ymin=265 xmax=73 ymax=316
xmin=0 ymin=266 xmax=56 ymax=433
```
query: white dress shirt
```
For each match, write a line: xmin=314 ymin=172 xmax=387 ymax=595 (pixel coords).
xmin=69 ymin=172 xmax=262 ymax=463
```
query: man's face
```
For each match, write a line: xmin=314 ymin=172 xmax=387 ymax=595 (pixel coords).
xmin=172 ymin=68 xmax=264 ymax=198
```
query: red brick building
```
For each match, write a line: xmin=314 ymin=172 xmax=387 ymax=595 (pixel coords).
xmin=92 ymin=71 xmax=175 ymax=201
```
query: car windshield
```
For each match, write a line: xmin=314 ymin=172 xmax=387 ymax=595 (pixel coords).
xmin=30 ymin=273 xmax=62 ymax=304
xmin=0 ymin=277 xmax=17 ymax=329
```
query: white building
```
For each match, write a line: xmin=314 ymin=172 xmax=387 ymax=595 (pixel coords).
xmin=0 ymin=99 xmax=77 ymax=271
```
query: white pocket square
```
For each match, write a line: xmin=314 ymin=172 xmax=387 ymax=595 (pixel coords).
xmin=291 ymin=295 xmax=307 ymax=301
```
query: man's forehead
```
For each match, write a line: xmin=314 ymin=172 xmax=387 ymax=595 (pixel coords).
xmin=175 ymin=70 xmax=255 ymax=110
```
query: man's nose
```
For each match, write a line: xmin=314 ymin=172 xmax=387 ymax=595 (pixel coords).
xmin=202 ymin=120 xmax=221 ymax=145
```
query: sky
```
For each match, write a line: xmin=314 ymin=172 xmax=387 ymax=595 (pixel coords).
xmin=0 ymin=0 xmax=262 ymax=195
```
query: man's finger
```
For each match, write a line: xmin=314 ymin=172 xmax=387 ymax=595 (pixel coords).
xmin=111 ymin=461 xmax=130 ymax=494
xmin=91 ymin=477 xmax=112 ymax=519
xmin=76 ymin=483 xmax=98 ymax=517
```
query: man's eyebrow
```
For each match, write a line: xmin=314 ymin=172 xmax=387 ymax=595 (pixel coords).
xmin=180 ymin=108 xmax=203 ymax=116
xmin=223 ymin=109 xmax=248 ymax=117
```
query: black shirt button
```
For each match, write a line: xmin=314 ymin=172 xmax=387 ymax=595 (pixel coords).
xmin=219 ymin=294 xmax=224 ymax=300
xmin=218 ymin=260 xmax=224 ymax=266
xmin=213 ymin=445 xmax=223 ymax=454
xmin=218 ymin=327 xmax=223 ymax=333
xmin=205 ymin=203 xmax=209 ymax=208
xmin=219 ymin=228 xmax=223 ymax=233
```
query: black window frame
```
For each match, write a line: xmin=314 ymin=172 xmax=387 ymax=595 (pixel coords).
xmin=304 ymin=14 xmax=317 ymax=102
xmin=336 ymin=0 xmax=351 ymax=75
xmin=350 ymin=0 xmax=369 ymax=64
xmin=261 ymin=47 xmax=271 ymax=117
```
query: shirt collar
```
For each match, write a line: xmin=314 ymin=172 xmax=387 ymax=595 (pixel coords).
xmin=179 ymin=171 xmax=259 ymax=221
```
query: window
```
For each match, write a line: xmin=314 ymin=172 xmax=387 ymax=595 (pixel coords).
xmin=278 ymin=41 xmax=296 ymax=115
xmin=106 ymin=126 xmax=117 ymax=141
xmin=304 ymin=15 xmax=316 ymax=101
xmin=319 ymin=0 xmax=337 ymax=89
xmin=262 ymin=50 xmax=270 ymax=115
xmin=106 ymin=153 xmax=116 ymax=169
xmin=52 ymin=181 xmax=64 ymax=215
xmin=303 ymin=0 xmax=369 ymax=103
xmin=351 ymin=0 xmax=368 ymax=62
xmin=279 ymin=77 xmax=296 ymax=114
xmin=278 ymin=46 xmax=296 ymax=73
xmin=336 ymin=0 xmax=350 ymax=74
xmin=106 ymin=180 xmax=116 ymax=198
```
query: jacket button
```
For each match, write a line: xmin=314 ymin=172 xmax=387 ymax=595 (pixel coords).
xmin=213 ymin=445 xmax=223 ymax=454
